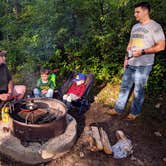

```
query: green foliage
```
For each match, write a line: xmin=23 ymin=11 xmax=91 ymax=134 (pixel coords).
xmin=146 ymin=57 xmax=166 ymax=92
xmin=0 ymin=0 xmax=165 ymax=94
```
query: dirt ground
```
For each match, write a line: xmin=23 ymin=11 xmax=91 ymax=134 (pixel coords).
xmin=0 ymin=92 xmax=166 ymax=166
xmin=46 ymin=98 xmax=166 ymax=166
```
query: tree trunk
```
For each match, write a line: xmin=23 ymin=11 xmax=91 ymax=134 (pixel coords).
xmin=14 ymin=0 xmax=21 ymax=18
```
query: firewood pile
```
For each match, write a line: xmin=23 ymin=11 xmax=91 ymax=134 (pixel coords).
xmin=83 ymin=126 xmax=133 ymax=158
xmin=84 ymin=126 xmax=112 ymax=154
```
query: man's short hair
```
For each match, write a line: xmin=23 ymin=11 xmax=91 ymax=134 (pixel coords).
xmin=40 ymin=68 xmax=49 ymax=75
xmin=134 ymin=2 xmax=151 ymax=12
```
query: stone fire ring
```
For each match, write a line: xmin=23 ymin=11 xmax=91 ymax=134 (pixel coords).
xmin=0 ymin=114 xmax=77 ymax=165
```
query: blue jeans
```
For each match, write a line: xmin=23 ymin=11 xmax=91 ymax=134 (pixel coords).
xmin=114 ymin=65 xmax=152 ymax=115
xmin=33 ymin=88 xmax=54 ymax=98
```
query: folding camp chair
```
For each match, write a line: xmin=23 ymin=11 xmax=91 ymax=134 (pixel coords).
xmin=57 ymin=72 xmax=94 ymax=114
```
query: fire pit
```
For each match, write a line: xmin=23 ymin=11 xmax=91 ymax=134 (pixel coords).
xmin=0 ymin=98 xmax=77 ymax=165
xmin=10 ymin=98 xmax=67 ymax=142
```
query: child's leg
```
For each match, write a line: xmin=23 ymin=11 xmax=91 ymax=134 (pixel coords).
xmin=64 ymin=94 xmax=72 ymax=110
xmin=65 ymin=94 xmax=79 ymax=110
xmin=63 ymin=94 xmax=68 ymax=103
xmin=45 ymin=88 xmax=54 ymax=98
xmin=69 ymin=94 xmax=79 ymax=101
xmin=63 ymin=94 xmax=68 ymax=101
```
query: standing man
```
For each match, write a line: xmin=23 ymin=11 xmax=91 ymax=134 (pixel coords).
xmin=108 ymin=2 xmax=165 ymax=120
xmin=0 ymin=50 xmax=26 ymax=101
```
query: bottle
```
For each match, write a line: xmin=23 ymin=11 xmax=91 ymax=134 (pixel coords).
xmin=1 ymin=106 xmax=10 ymax=123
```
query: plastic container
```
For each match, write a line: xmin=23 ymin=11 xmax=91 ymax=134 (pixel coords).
xmin=1 ymin=106 xmax=10 ymax=123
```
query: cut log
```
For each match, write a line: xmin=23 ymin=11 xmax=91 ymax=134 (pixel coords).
xmin=99 ymin=127 xmax=112 ymax=155
xmin=85 ymin=126 xmax=98 ymax=152
xmin=89 ymin=134 xmax=98 ymax=152
xmin=91 ymin=126 xmax=103 ymax=151
xmin=83 ymin=126 xmax=92 ymax=144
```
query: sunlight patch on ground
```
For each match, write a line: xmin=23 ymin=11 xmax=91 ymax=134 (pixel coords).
xmin=94 ymin=83 xmax=120 ymax=106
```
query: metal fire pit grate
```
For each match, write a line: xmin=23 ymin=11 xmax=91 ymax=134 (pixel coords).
xmin=9 ymin=98 xmax=67 ymax=142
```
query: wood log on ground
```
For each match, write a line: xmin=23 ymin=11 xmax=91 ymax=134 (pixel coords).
xmin=83 ymin=126 xmax=92 ymax=144
xmin=85 ymin=126 xmax=98 ymax=152
xmin=99 ymin=127 xmax=112 ymax=155
xmin=91 ymin=126 xmax=103 ymax=151
xmin=89 ymin=136 xmax=98 ymax=152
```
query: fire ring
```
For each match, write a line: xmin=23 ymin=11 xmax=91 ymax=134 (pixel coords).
xmin=10 ymin=98 xmax=67 ymax=142
xmin=0 ymin=114 xmax=77 ymax=165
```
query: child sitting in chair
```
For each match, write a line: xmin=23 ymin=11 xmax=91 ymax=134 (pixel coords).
xmin=33 ymin=68 xmax=55 ymax=98
xmin=63 ymin=73 xmax=86 ymax=110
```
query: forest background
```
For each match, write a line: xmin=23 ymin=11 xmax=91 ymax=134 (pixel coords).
xmin=0 ymin=0 xmax=165 ymax=94
xmin=0 ymin=1 xmax=166 ymax=165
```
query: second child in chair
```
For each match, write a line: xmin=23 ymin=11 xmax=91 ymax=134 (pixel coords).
xmin=63 ymin=73 xmax=86 ymax=110
xmin=33 ymin=69 xmax=55 ymax=98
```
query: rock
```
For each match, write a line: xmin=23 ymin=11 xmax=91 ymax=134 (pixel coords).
xmin=154 ymin=131 xmax=162 ymax=137
xmin=130 ymin=155 xmax=137 ymax=161
xmin=115 ymin=130 xmax=127 ymax=140
xmin=155 ymin=103 xmax=161 ymax=109
xmin=79 ymin=151 xmax=85 ymax=158
xmin=112 ymin=130 xmax=133 ymax=159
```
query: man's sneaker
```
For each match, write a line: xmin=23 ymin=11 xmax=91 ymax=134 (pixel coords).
xmin=125 ymin=113 xmax=139 ymax=120
xmin=106 ymin=109 xmax=119 ymax=116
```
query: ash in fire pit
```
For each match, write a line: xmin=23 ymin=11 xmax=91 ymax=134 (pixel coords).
xmin=9 ymin=98 xmax=67 ymax=143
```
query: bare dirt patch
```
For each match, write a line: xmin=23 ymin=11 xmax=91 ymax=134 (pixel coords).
xmin=47 ymin=98 xmax=166 ymax=166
